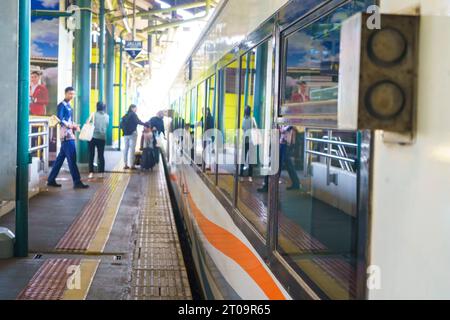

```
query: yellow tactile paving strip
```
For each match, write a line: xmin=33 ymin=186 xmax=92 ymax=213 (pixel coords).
xmin=62 ymin=259 xmax=100 ymax=300
xmin=55 ymin=167 xmax=130 ymax=253
xmin=16 ymin=258 xmax=100 ymax=300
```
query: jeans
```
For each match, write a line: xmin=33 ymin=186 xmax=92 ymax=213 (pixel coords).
xmin=123 ymin=131 xmax=137 ymax=167
xmin=89 ymin=138 xmax=106 ymax=173
xmin=239 ymin=140 xmax=254 ymax=177
xmin=48 ymin=139 xmax=81 ymax=185
xmin=261 ymin=143 xmax=299 ymax=188
xmin=280 ymin=143 xmax=300 ymax=187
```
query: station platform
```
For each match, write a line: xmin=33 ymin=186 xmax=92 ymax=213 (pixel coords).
xmin=0 ymin=151 xmax=192 ymax=300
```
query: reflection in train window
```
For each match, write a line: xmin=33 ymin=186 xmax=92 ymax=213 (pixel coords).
xmin=217 ymin=62 xmax=239 ymax=201
xmin=204 ymin=75 xmax=217 ymax=181
xmin=236 ymin=40 xmax=273 ymax=239
xmin=277 ymin=2 xmax=370 ymax=299
xmin=277 ymin=128 xmax=359 ymax=299
xmin=282 ymin=1 xmax=370 ymax=107
xmin=194 ymin=82 xmax=206 ymax=163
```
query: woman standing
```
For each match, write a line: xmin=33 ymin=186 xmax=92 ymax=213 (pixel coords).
xmin=240 ymin=106 xmax=258 ymax=182
xmin=120 ymin=104 xmax=145 ymax=170
xmin=88 ymin=101 xmax=110 ymax=178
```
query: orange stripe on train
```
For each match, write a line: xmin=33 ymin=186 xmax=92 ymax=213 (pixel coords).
xmin=186 ymin=192 xmax=286 ymax=300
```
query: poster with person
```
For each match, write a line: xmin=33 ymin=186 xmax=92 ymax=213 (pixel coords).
xmin=30 ymin=0 xmax=59 ymax=116
xmin=30 ymin=0 xmax=60 ymax=164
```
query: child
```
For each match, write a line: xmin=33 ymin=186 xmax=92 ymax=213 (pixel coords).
xmin=141 ymin=124 xmax=156 ymax=171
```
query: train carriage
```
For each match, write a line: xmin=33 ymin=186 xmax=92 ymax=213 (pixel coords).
xmin=164 ymin=0 xmax=450 ymax=300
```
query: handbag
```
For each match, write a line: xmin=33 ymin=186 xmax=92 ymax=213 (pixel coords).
xmin=79 ymin=113 xmax=95 ymax=141
xmin=250 ymin=118 xmax=261 ymax=145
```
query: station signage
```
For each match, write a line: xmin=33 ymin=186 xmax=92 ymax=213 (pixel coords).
xmin=125 ymin=41 xmax=143 ymax=59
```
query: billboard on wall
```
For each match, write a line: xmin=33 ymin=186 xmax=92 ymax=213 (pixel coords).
xmin=30 ymin=0 xmax=60 ymax=117
xmin=30 ymin=0 xmax=61 ymax=164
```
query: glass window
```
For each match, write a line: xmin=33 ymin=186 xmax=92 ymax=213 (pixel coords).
xmin=282 ymin=1 xmax=370 ymax=108
xmin=194 ymin=82 xmax=206 ymax=163
xmin=205 ymin=75 xmax=217 ymax=181
xmin=236 ymin=40 xmax=274 ymax=239
xmin=183 ymin=91 xmax=193 ymax=160
xmin=277 ymin=2 xmax=369 ymax=300
xmin=217 ymin=62 xmax=239 ymax=200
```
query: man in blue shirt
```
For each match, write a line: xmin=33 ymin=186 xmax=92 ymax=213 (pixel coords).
xmin=47 ymin=87 xmax=89 ymax=189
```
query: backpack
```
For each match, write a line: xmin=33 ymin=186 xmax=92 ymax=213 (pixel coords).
xmin=120 ymin=113 xmax=132 ymax=136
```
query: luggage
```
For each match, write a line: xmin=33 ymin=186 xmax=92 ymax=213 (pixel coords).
xmin=141 ymin=147 xmax=155 ymax=170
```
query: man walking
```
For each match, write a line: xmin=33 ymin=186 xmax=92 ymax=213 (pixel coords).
xmin=47 ymin=87 xmax=89 ymax=189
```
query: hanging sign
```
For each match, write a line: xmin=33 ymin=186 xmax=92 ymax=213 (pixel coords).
xmin=125 ymin=41 xmax=143 ymax=59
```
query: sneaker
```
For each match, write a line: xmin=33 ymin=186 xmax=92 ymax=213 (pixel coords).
xmin=74 ymin=182 xmax=89 ymax=189
xmin=47 ymin=181 xmax=61 ymax=187
xmin=88 ymin=172 xmax=94 ymax=179
xmin=123 ymin=166 xmax=130 ymax=170
xmin=248 ymin=177 xmax=253 ymax=183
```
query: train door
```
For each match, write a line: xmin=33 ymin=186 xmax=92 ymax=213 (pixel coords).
xmin=273 ymin=0 xmax=374 ymax=300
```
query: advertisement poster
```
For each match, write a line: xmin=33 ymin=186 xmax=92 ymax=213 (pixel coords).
xmin=30 ymin=0 xmax=60 ymax=163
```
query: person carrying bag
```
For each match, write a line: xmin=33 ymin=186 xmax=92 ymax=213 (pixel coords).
xmin=79 ymin=112 xmax=95 ymax=141
xmin=88 ymin=102 xmax=109 ymax=178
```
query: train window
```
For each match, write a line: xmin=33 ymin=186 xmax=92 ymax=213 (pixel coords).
xmin=194 ymin=82 xmax=206 ymax=163
xmin=190 ymin=87 xmax=197 ymax=125
xmin=217 ymin=61 xmax=239 ymax=201
xmin=281 ymin=1 xmax=371 ymax=112
xmin=205 ymin=75 xmax=217 ymax=181
xmin=236 ymin=40 xmax=273 ymax=239
xmin=276 ymin=2 xmax=370 ymax=299
xmin=184 ymin=91 xmax=192 ymax=159
xmin=178 ymin=97 xmax=184 ymax=130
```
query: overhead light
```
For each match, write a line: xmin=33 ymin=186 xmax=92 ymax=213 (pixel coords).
xmin=177 ymin=9 xmax=194 ymax=19
xmin=123 ymin=18 xmax=131 ymax=33
xmin=106 ymin=0 xmax=113 ymax=10
xmin=131 ymin=61 xmax=144 ymax=68
xmin=155 ymin=0 xmax=171 ymax=9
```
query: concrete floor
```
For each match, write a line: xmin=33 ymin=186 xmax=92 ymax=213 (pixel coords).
xmin=0 ymin=151 xmax=153 ymax=300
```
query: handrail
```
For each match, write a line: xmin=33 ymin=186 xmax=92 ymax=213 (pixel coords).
xmin=29 ymin=144 xmax=49 ymax=153
xmin=28 ymin=118 xmax=50 ymax=173
xmin=306 ymin=150 xmax=355 ymax=163
xmin=306 ymin=137 xmax=357 ymax=148
xmin=303 ymin=128 xmax=357 ymax=185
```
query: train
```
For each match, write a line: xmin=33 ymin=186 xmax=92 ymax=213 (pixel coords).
xmin=162 ymin=0 xmax=450 ymax=299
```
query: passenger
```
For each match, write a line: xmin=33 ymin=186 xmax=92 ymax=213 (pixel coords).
xmin=184 ymin=123 xmax=194 ymax=159
xmin=47 ymin=86 xmax=89 ymax=189
xmin=200 ymin=108 xmax=215 ymax=167
xmin=239 ymin=106 xmax=258 ymax=182
xmin=291 ymin=81 xmax=310 ymax=103
xmin=88 ymin=101 xmax=110 ymax=179
xmin=257 ymin=125 xmax=300 ymax=192
xmin=149 ymin=110 xmax=165 ymax=136
xmin=140 ymin=124 xmax=156 ymax=171
xmin=281 ymin=125 xmax=300 ymax=190
xmin=149 ymin=111 xmax=165 ymax=163
xmin=120 ymin=104 xmax=145 ymax=170
xmin=29 ymin=70 xmax=49 ymax=116
xmin=200 ymin=107 xmax=214 ymax=132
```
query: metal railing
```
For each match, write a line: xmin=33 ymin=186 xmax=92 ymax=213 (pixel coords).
xmin=29 ymin=118 xmax=50 ymax=173
xmin=303 ymin=129 xmax=357 ymax=185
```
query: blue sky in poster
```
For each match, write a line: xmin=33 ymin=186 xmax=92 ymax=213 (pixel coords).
xmin=31 ymin=0 xmax=60 ymax=58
